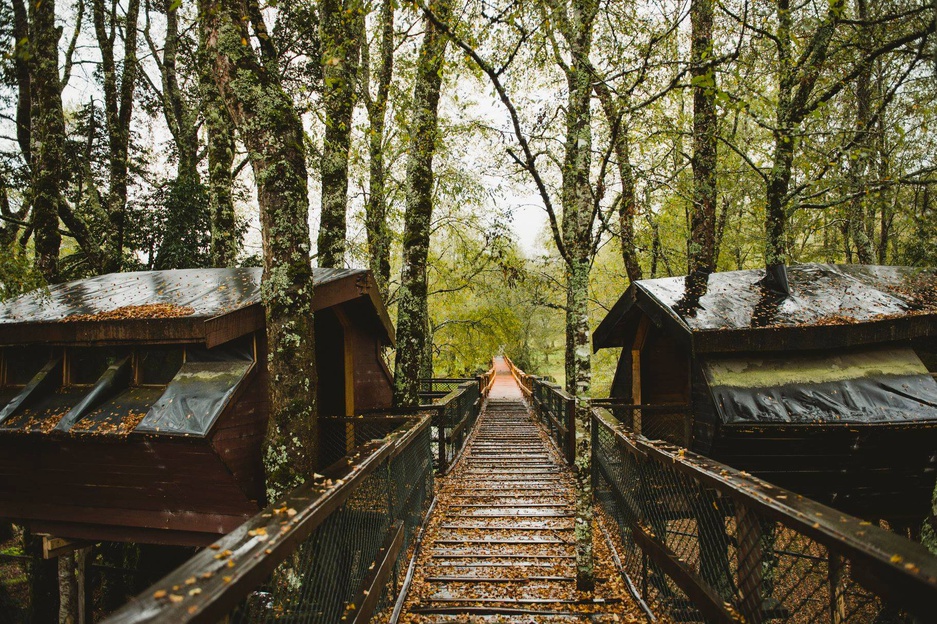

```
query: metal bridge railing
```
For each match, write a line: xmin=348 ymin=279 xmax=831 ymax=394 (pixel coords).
xmin=590 ymin=398 xmax=692 ymax=447
xmin=417 ymin=377 xmax=474 ymax=403
xmin=530 ymin=378 xmax=576 ymax=465
xmin=103 ymin=416 xmax=434 ymax=624
xmin=592 ymin=407 xmax=937 ymax=623
xmin=432 ymin=380 xmax=482 ymax=473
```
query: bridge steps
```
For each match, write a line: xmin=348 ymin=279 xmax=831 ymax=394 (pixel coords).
xmin=395 ymin=359 xmax=639 ymax=622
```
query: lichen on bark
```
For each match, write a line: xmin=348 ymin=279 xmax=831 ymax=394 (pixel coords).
xmin=28 ymin=0 xmax=65 ymax=284
xmin=317 ymin=0 xmax=364 ymax=268
xmin=393 ymin=0 xmax=452 ymax=407
xmin=202 ymin=0 xmax=318 ymax=497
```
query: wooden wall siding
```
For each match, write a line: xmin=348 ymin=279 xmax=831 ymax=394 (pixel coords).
xmin=0 ymin=436 xmax=257 ymax=543
xmin=640 ymin=327 xmax=689 ymax=405
xmin=341 ymin=299 xmax=394 ymax=412
xmin=709 ymin=422 xmax=937 ymax=522
xmin=210 ymin=335 xmax=268 ymax=510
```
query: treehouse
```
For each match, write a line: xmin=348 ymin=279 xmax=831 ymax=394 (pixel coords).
xmin=0 ymin=267 xmax=395 ymax=547
xmin=593 ymin=263 xmax=937 ymax=524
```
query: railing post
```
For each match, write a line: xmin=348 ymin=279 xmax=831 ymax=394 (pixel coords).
xmin=829 ymin=552 xmax=847 ymax=624
xmin=565 ymin=396 xmax=576 ymax=465
xmin=436 ymin=405 xmax=447 ymax=472
xmin=736 ymin=501 xmax=764 ymax=624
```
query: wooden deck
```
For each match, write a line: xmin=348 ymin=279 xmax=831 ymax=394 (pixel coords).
xmin=396 ymin=358 xmax=637 ymax=622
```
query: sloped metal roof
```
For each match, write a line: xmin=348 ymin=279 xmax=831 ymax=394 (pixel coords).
xmin=0 ymin=267 xmax=363 ymax=323
xmin=594 ymin=264 xmax=937 ymax=353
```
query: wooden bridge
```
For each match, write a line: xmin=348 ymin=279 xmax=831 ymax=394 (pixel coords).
xmin=106 ymin=357 xmax=937 ymax=623
xmin=394 ymin=358 xmax=638 ymax=620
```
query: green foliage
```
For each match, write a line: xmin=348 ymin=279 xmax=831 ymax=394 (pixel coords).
xmin=0 ymin=243 xmax=45 ymax=301
xmin=142 ymin=176 xmax=215 ymax=270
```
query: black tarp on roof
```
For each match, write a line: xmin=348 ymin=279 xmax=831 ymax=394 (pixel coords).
xmin=701 ymin=346 xmax=937 ymax=425
xmin=0 ymin=267 xmax=362 ymax=324
xmin=594 ymin=264 xmax=937 ymax=352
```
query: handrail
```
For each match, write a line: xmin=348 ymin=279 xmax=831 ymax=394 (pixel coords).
xmin=592 ymin=407 xmax=937 ymax=622
xmin=504 ymin=357 xmax=576 ymax=466
xmin=104 ymin=416 xmax=432 ymax=623
xmin=432 ymin=380 xmax=482 ymax=472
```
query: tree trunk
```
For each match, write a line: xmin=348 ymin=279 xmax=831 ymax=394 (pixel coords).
xmin=393 ymin=0 xmax=452 ymax=407
xmin=198 ymin=5 xmax=238 ymax=268
xmin=846 ymin=0 xmax=876 ymax=264
xmin=765 ymin=0 xmax=844 ymax=267
xmin=317 ymin=0 xmax=364 ymax=268
xmin=689 ymin=0 xmax=717 ymax=274
xmin=58 ymin=551 xmax=81 ymax=624
xmin=157 ymin=0 xmax=200 ymax=175
xmin=594 ymin=82 xmax=642 ymax=283
xmin=29 ymin=0 xmax=65 ymax=283
xmin=364 ymin=0 xmax=395 ymax=297
xmin=92 ymin=0 xmax=141 ymax=272
xmin=203 ymin=0 xmax=318 ymax=494
xmin=11 ymin=0 xmax=30 ymax=164
xmin=557 ymin=0 xmax=598 ymax=591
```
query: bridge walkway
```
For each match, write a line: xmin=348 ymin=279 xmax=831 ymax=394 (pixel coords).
xmin=395 ymin=357 xmax=639 ymax=622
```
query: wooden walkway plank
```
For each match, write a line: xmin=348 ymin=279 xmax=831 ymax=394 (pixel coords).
xmin=394 ymin=357 xmax=643 ymax=623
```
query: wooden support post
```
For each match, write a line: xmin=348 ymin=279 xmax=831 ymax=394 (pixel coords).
xmin=631 ymin=316 xmax=649 ymax=435
xmin=829 ymin=551 xmax=848 ymax=624
xmin=736 ymin=502 xmax=764 ymax=624
xmin=42 ymin=536 xmax=92 ymax=560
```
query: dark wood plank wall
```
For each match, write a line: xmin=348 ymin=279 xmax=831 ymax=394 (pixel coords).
xmin=342 ymin=299 xmax=394 ymax=412
xmin=709 ymin=422 xmax=937 ymax=522
xmin=0 ymin=436 xmax=256 ymax=543
xmin=210 ymin=334 xmax=269 ymax=510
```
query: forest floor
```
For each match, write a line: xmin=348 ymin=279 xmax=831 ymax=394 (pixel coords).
xmin=394 ymin=359 xmax=648 ymax=623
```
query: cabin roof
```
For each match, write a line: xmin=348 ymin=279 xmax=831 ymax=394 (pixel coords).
xmin=0 ymin=267 xmax=395 ymax=347
xmin=594 ymin=264 xmax=937 ymax=354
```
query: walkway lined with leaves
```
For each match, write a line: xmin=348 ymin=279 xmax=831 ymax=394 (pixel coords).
xmin=396 ymin=358 xmax=640 ymax=622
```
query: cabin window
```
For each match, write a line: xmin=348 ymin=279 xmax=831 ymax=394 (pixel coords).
xmin=2 ymin=346 xmax=53 ymax=386
xmin=68 ymin=347 xmax=127 ymax=386
xmin=137 ymin=348 xmax=185 ymax=385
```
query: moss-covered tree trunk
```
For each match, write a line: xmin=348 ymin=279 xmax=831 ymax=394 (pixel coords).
xmin=393 ymin=0 xmax=451 ymax=407
xmin=92 ymin=0 xmax=141 ymax=272
xmin=363 ymin=0 xmax=395 ymax=297
xmin=846 ymin=0 xmax=876 ymax=264
xmin=198 ymin=2 xmax=238 ymax=268
xmin=556 ymin=0 xmax=598 ymax=592
xmin=317 ymin=0 xmax=363 ymax=268
xmin=29 ymin=0 xmax=65 ymax=283
xmin=689 ymin=0 xmax=717 ymax=275
xmin=202 ymin=0 xmax=318 ymax=496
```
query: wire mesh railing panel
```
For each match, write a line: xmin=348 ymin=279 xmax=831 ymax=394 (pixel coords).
xmin=432 ymin=381 xmax=481 ymax=472
xmin=591 ymin=399 xmax=692 ymax=447
xmin=529 ymin=378 xmax=575 ymax=465
xmin=103 ymin=416 xmax=433 ymax=624
xmin=592 ymin=407 xmax=937 ymax=624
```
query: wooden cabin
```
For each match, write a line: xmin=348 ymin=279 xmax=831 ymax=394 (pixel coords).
xmin=0 ymin=267 xmax=395 ymax=546
xmin=593 ymin=263 xmax=937 ymax=523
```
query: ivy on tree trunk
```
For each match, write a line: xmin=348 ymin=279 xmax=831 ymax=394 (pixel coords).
xmin=393 ymin=0 xmax=452 ymax=407
xmin=202 ymin=0 xmax=318 ymax=497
